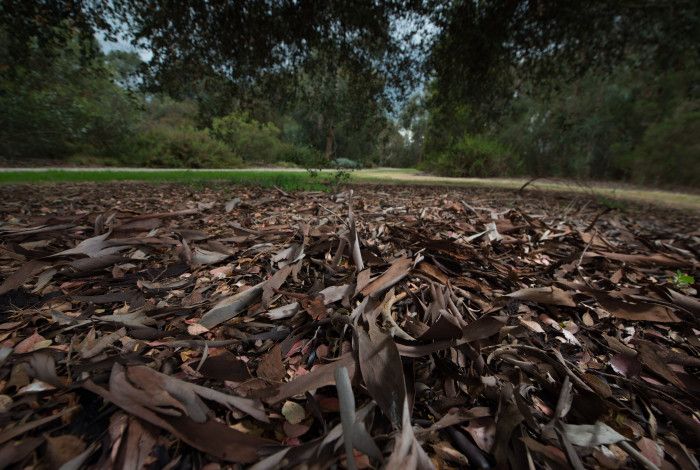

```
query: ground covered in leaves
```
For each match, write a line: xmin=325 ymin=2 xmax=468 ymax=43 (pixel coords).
xmin=0 ymin=182 xmax=698 ymax=469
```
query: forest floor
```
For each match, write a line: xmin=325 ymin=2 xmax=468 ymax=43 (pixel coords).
xmin=1 ymin=167 xmax=698 ymax=210
xmin=0 ymin=182 xmax=698 ymax=468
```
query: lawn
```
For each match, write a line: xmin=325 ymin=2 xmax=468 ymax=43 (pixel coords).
xmin=0 ymin=169 xmax=328 ymax=191
xmin=1 ymin=167 xmax=698 ymax=209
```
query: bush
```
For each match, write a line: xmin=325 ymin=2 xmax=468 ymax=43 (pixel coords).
xmin=211 ymin=112 xmax=287 ymax=163
xmin=620 ymin=102 xmax=700 ymax=187
xmin=330 ymin=158 xmax=361 ymax=169
xmin=423 ymin=134 xmax=519 ymax=177
xmin=131 ymin=125 xmax=242 ymax=168
xmin=0 ymin=38 xmax=139 ymax=162
xmin=211 ymin=111 xmax=323 ymax=167
xmin=278 ymin=144 xmax=323 ymax=168
xmin=272 ymin=161 xmax=300 ymax=168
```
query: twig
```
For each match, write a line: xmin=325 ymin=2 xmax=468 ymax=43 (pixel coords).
xmin=619 ymin=441 xmax=660 ymax=470
xmin=518 ymin=177 xmax=540 ymax=193
xmin=584 ymin=207 xmax=611 ymax=232
xmin=273 ymin=185 xmax=293 ymax=198
xmin=381 ymin=290 xmax=413 ymax=340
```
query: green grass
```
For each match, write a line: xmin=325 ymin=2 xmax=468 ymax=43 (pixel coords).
xmin=1 ymin=168 xmax=698 ymax=209
xmin=0 ymin=169 xmax=328 ymax=191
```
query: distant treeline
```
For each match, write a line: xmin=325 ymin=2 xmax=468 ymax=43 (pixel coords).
xmin=2 ymin=0 xmax=699 ymax=187
xmin=420 ymin=65 xmax=700 ymax=187
xmin=0 ymin=35 xmax=414 ymax=170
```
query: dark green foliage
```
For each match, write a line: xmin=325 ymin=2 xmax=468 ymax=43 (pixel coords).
xmin=3 ymin=0 xmax=699 ymax=186
xmin=419 ymin=0 xmax=700 ymax=187
xmin=0 ymin=33 xmax=138 ymax=161
xmin=421 ymin=134 xmax=519 ymax=177
xmin=428 ymin=0 xmax=700 ymax=120
xmin=492 ymin=66 xmax=700 ymax=186
xmin=0 ymin=170 xmax=329 ymax=191
xmin=621 ymin=103 xmax=700 ymax=187
xmin=131 ymin=126 xmax=240 ymax=169
xmin=330 ymin=158 xmax=361 ymax=169
xmin=107 ymin=1 xmax=419 ymax=97
xmin=211 ymin=112 xmax=321 ymax=166
xmin=423 ymin=47 xmax=700 ymax=186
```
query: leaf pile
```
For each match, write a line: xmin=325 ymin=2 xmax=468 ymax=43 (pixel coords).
xmin=0 ymin=182 xmax=698 ymax=469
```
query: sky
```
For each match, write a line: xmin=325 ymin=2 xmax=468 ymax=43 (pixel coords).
xmin=97 ymin=32 xmax=152 ymax=62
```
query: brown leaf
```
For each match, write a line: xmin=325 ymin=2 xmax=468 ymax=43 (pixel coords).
xmin=124 ymin=364 xmax=268 ymax=423
xmin=505 ymin=286 xmax=576 ymax=307
xmin=199 ymin=281 xmax=265 ymax=329
xmin=14 ymin=331 xmax=50 ymax=354
xmin=385 ymin=399 xmax=434 ymax=469
xmin=200 ymin=351 xmax=251 ymax=382
xmin=357 ymin=327 xmax=406 ymax=427
xmin=415 ymin=262 xmax=449 ymax=284
xmin=585 ymin=251 xmax=692 ymax=268
xmin=610 ymin=353 xmax=641 ymax=378
xmin=261 ymin=265 xmax=292 ymax=309
xmin=302 ymin=295 xmax=327 ymax=320
xmin=667 ymin=288 xmax=700 ymax=315
xmin=360 ymin=257 xmax=412 ymax=298
xmin=0 ymin=437 xmax=44 ymax=468
xmin=461 ymin=315 xmax=506 ymax=342
xmin=257 ymin=344 xmax=286 ymax=382
xmin=355 ymin=268 xmax=372 ymax=295
xmin=266 ymin=353 xmax=356 ymax=404
xmin=0 ymin=260 xmax=48 ymax=295
xmin=83 ymin=380 xmax=277 ymax=463
xmin=46 ymin=435 xmax=86 ymax=468
xmin=595 ymin=292 xmax=680 ymax=322
xmin=636 ymin=341 xmax=686 ymax=390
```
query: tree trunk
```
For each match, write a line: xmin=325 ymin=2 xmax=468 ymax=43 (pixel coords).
xmin=324 ymin=124 xmax=335 ymax=162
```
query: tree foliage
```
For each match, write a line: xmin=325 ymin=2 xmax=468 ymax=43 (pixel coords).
xmin=2 ymin=0 xmax=699 ymax=185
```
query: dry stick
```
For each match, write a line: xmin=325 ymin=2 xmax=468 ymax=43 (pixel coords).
xmin=488 ymin=344 xmax=593 ymax=393
xmin=124 ymin=208 xmax=198 ymax=221
xmin=518 ymin=177 xmax=540 ymax=193
xmin=153 ymin=339 xmax=239 ymax=348
xmin=575 ymin=232 xmax=595 ymax=271
xmin=272 ymin=185 xmax=293 ymax=198
xmin=592 ymin=370 xmax=697 ymax=415
xmin=317 ymin=203 xmax=345 ymax=226
xmin=651 ymin=399 xmax=700 ymax=447
xmin=0 ymin=406 xmax=79 ymax=445
xmin=619 ymin=441 xmax=660 ymax=470
xmin=460 ymin=200 xmax=479 ymax=217
xmin=584 ymin=207 xmax=611 ymax=232
xmin=381 ymin=290 xmax=413 ymax=340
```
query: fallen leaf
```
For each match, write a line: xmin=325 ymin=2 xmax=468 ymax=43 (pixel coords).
xmin=360 ymin=257 xmax=412 ymax=298
xmin=357 ymin=327 xmax=406 ymax=427
xmin=562 ymin=422 xmax=626 ymax=447
xmin=506 ymin=286 xmax=576 ymax=307
xmin=282 ymin=401 xmax=305 ymax=424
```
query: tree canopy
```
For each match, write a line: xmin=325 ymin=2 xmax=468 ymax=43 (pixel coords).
xmin=2 ymin=0 xmax=699 ymax=185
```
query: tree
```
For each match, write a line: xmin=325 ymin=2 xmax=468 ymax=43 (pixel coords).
xmin=106 ymin=1 xmax=421 ymax=98
xmin=0 ymin=30 xmax=139 ymax=161
xmin=428 ymin=1 xmax=700 ymax=120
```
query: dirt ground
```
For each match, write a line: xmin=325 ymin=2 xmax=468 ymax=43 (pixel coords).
xmin=0 ymin=182 xmax=698 ymax=468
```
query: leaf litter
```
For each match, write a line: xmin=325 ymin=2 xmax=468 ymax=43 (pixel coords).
xmin=0 ymin=181 xmax=698 ymax=468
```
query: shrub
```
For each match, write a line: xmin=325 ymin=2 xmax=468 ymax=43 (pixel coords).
xmin=131 ymin=125 xmax=241 ymax=168
xmin=211 ymin=111 xmax=324 ymax=167
xmin=330 ymin=158 xmax=361 ymax=169
xmin=620 ymin=102 xmax=700 ymax=187
xmin=423 ymin=134 xmax=519 ymax=177
xmin=211 ymin=112 xmax=287 ymax=163
xmin=272 ymin=161 xmax=300 ymax=168
xmin=278 ymin=144 xmax=323 ymax=168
